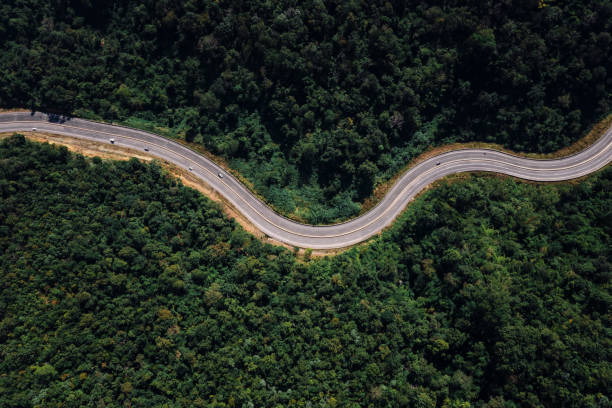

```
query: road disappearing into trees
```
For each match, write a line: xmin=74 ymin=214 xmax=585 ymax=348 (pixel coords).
xmin=1 ymin=112 xmax=610 ymax=249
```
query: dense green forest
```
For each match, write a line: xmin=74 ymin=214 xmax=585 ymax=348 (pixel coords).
xmin=1 ymin=136 xmax=609 ymax=407
xmin=1 ymin=0 xmax=611 ymax=221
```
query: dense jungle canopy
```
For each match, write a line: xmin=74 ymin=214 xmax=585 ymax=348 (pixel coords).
xmin=1 ymin=0 xmax=611 ymax=221
xmin=0 ymin=136 xmax=609 ymax=407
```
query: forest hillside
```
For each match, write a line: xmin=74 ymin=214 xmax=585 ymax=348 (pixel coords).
xmin=1 ymin=0 xmax=610 ymax=221
xmin=1 ymin=136 xmax=609 ymax=407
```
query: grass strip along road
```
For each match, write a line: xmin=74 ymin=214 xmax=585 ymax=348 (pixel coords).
xmin=1 ymin=111 xmax=610 ymax=249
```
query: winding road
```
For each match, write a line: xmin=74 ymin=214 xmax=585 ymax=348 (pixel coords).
xmin=1 ymin=111 xmax=611 ymax=249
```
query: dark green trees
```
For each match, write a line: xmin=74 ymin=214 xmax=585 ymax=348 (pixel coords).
xmin=0 ymin=136 xmax=609 ymax=407
xmin=1 ymin=0 xmax=610 ymax=222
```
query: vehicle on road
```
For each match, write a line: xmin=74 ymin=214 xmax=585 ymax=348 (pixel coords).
xmin=110 ymin=138 xmax=115 ymax=144
xmin=31 ymin=127 xmax=36 ymax=131
xmin=144 ymin=147 xmax=149 ymax=152
xmin=1 ymin=111 xmax=609 ymax=249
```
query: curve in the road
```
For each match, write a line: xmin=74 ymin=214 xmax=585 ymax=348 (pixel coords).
xmin=1 ymin=111 xmax=610 ymax=249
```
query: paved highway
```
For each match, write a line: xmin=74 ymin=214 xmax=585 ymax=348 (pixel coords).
xmin=1 ymin=111 xmax=610 ymax=249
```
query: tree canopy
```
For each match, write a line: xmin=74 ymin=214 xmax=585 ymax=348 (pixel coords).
xmin=1 ymin=136 xmax=609 ymax=407
xmin=1 ymin=0 xmax=610 ymax=221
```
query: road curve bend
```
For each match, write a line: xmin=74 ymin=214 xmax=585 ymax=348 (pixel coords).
xmin=1 ymin=112 xmax=610 ymax=249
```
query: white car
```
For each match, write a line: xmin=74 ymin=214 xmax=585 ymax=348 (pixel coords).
xmin=31 ymin=127 xmax=37 ymax=131
xmin=110 ymin=138 xmax=115 ymax=144
xmin=188 ymin=166 xmax=193 ymax=171
xmin=218 ymin=172 xmax=224 ymax=178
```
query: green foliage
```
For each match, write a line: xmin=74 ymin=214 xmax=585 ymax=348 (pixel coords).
xmin=0 ymin=0 xmax=610 ymax=222
xmin=32 ymin=364 xmax=57 ymax=380
xmin=0 ymin=136 xmax=610 ymax=407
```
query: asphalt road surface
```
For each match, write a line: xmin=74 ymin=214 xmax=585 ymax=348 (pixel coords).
xmin=1 ymin=111 xmax=610 ymax=249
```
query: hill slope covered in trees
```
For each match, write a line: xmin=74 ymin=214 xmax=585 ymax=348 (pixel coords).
xmin=1 ymin=0 xmax=610 ymax=221
xmin=1 ymin=136 xmax=609 ymax=407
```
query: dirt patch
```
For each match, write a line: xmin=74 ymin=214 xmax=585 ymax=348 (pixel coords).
xmin=1 ymin=131 xmax=154 ymax=162
xmin=0 ymin=108 xmax=30 ymax=113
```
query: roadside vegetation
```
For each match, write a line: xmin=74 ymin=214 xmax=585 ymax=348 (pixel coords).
xmin=1 ymin=136 xmax=609 ymax=407
xmin=1 ymin=0 xmax=610 ymax=222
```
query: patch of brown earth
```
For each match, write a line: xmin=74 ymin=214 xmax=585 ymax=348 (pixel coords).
xmin=0 ymin=108 xmax=30 ymax=113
